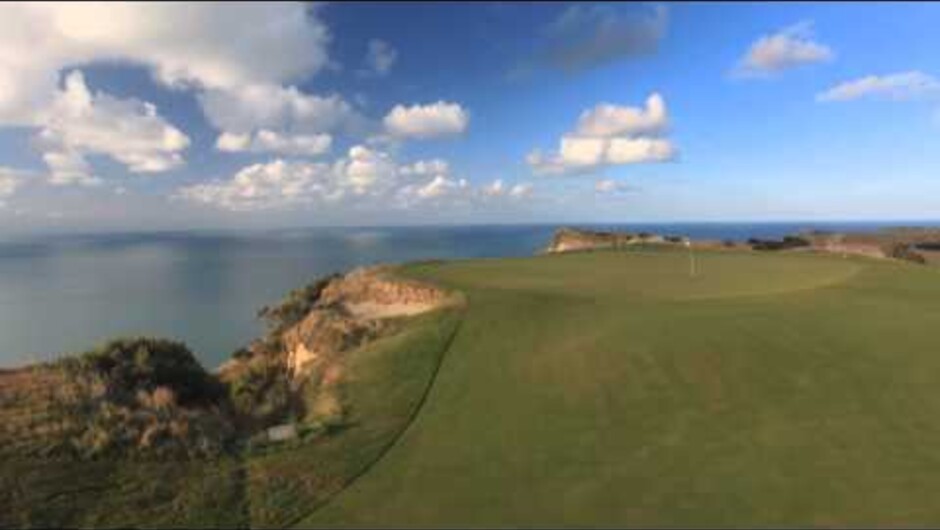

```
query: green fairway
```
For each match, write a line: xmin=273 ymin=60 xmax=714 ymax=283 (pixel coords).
xmin=303 ymin=250 xmax=940 ymax=527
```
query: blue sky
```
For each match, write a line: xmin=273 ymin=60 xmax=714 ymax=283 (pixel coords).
xmin=1 ymin=2 xmax=939 ymax=233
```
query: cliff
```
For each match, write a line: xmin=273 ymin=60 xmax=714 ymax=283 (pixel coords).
xmin=0 ymin=266 xmax=452 ymax=458
xmin=544 ymin=227 xmax=681 ymax=254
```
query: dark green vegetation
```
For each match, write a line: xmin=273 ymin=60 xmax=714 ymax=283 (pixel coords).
xmin=304 ymin=250 xmax=940 ymax=527
xmin=0 ymin=339 xmax=233 ymax=460
xmin=0 ymin=304 xmax=461 ymax=527
xmin=747 ymin=235 xmax=811 ymax=251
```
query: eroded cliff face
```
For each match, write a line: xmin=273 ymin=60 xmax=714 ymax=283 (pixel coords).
xmin=544 ymin=227 xmax=674 ymax=254
xmin=281 ymin=266 xmax=448 ymax=378
xmin=215 ymin=265 xmax=452 ymax=436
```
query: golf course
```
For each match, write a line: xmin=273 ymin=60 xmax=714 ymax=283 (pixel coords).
xmin=305 ymin=248 xmax=940 ymax=527
xmin=5 ymin=246 xmax=940 ymax=527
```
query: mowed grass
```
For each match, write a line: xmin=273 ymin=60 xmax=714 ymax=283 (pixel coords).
xmin=303 ymin=250 xmax=940 ymax=527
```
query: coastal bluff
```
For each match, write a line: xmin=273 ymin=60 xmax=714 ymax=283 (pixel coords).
xmin=543 ymin=227 xmax=685 ymax=254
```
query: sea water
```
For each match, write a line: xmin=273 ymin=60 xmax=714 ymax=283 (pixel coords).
xmin=0 ymin=221 xmax=933 ymax=368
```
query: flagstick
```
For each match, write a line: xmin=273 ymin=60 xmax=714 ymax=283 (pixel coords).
xmin=686 ymin=239 xmax=696 ymax=277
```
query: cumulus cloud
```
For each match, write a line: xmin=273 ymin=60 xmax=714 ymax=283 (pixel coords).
xmin=199 ymin=84 xmax=363 ymax=136
xmin=359 ymin=39 xmax=398 ymax=77
xmin=595 ymin=179 xmax=637 ymax=195
xmin=331 ymin=145 xmax=399 ymax=195
xmin=0 ymin=3 xmax=358 ymax=182
xmin=43 ymin=150 xmax=101 ymax=187
xmin=736 ymin=21 xmax=833 ymax=77
xmin=816 ymin=71 xmax=940 ymax=102
xmin=38 ymin=70 xmax=189 ymax=184
xmin=0 ymin=3 xmax=330 ymax=126
xmin=383 ymin=101 xmax=469 ymax=139
xmin=414 ymin=175 xmax=469 ymax=199
xmin=542 ymin=3 xmax=667 ymax=73
xmin=216 ymin=130 xmax=332 ymax=157
xmin=482 ymin=179 xmax=506 ymax=197
xmin=527 ymin=92 xmax=676 ymax=175
xmin=178 ymin=159 xmax=340 ymax=211
xmin=180 ymin=147 xmax=535 ymax=212
xmin=574 ymin=93 xmax=668 ymax=137
xmin=509 ymin=183 xmax=534 ymax=198
xmin=478 ymin=179 xmax=534 ymax=199
xmin=398 ymin=159 xmax=450 ymax=177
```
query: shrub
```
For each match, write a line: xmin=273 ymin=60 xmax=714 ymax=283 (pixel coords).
xmin=66 ymin=337 xmax=225 ymax=407
xmin=915 ymin=241 xmax=940 ymax=251
xmin=225 ymin=357 xmax=293 ymax=430
xmin=49 ymin=337 xmax=236 ymax=459
xmin=748 ymin=235 xmax=810 ymax=251
xmin=890 ymin=243 xmax=927 ymax=265
xmin=258 ymin=273 xmax=341 ymax=334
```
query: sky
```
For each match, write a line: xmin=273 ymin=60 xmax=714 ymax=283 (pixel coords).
xmin=1 ymin=2 xmax=940 ymax=234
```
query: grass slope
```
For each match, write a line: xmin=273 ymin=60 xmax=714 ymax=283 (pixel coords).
xmin=0 ymin=306 xmax=461 ymax=528
xmin=304 ymin=250 xmax=940 ymax=527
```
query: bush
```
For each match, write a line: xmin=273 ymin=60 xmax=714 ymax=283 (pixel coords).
xmin=64 ymin=337 xmax=225 ymax=407
xmin=890 ymin=243 xmax=927 ymax=265
xmin=748 ymin=235 xmax=810 ymax=251
xmin=224 ymin=357 xmax=293 ymax=430
xmin=258 ymin=273 xmax=341 ymax=334
xmin=50 ymin=337 xmax=236 ymax=459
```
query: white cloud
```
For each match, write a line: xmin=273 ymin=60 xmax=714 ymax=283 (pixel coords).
xmin=606 ymin=137 xmax=676 ymax=164
xmin=414 ymin=175 xmax=468 ymax=199
xmin=543 ymin=4 xmax=667 ymax=73
xmin=398 ymin=159 xmax=450 ymax=177
xmin=527 ymin=92 xmax=676 ymax=175
xmin=595 ymin=179 xmax=618 ymax=193
xmin=181 ymin=147 xmax=536 ymax=213
xmin=43 ymin=150 xmax=101 ymax=187
xmin=482 ymin=179 xmax=506 ymax=197
xmin=383 ymin=101 xmax=469 ymax=139
xmin=575 ymin=93 xmax=667 ymax=137
xmin=332 ymin=145 xmax=398 ymax=194
xmin=477 ymin=179 xmax=533 ymax=199
xmin=199 ymin=84 xmax=362 ymax=136
xmin=509 ymin=183 xmax=534 ymax=198
xmin=0 ymin=3 xmax=330 ymax=126
xmin=360 ymin=39 xmax=398 ymax=77
xmin=816 ymin=71 xmax=940 ymax=102
xmin=38 ymin=70 xmax=189 ymax=184
xmin=177 ymin=159 xmax=340 ymax=212
xmin=216 ymin=129 xmax=332 ymax=157
xmin=736 ymin=21 xmax=833 ymax=77
xmin=595 ymin=179 xmax=637 ymax=195
xmin=216 ymin=132 xmax=252 ymax=153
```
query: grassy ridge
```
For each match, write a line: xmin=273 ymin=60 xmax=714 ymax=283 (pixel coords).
xmin=304 ymin=250 xmax=940 ymax=527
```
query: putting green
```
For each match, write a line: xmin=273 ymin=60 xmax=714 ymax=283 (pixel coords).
xmin=411 ymin=250 xmax=864 ymax=301
xmin=302 ymin=250 xmax=940 ymax=527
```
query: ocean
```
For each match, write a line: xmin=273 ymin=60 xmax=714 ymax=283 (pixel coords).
xmin=0 ymin=221 xmax=934 ymax=368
